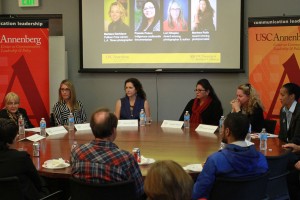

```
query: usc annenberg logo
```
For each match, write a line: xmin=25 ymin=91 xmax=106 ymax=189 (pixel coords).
xmin=255 ymin=33 xmax=300 ymax=41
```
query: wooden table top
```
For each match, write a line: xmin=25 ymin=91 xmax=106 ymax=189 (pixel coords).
xmin=11 ymin=122 xmax=289 ymax=179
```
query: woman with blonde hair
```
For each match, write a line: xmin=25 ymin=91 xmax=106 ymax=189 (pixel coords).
xmin=231 ymin=83 xmax=264 ymax=132
xmin=144 ymin=160 xmax=193 ymax=200
xmin=163 ymin=0 xmax=187 ymax=32
xmin=0 ymin=92 xmax=33 ymax=128
xmin=107 ymin=2 xmax=130 ymax=33
xmin=52 ymin=79 xmax=87 ymax=126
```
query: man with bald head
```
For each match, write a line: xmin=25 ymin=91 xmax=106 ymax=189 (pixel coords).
xmin=71 ymin=108 xmax=144 ymax=198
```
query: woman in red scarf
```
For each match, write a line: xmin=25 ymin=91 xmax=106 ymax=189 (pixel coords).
xmin=179 ymin=79 xmax=223 ymax=126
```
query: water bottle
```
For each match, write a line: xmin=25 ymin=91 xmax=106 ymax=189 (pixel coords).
xmin=245 ymin=124 xmax=252 ymax=142
xmin=219 ymin=116 xmax=225 ymax=133
xmin=40 ymin=118 xmax=47 ymax=137
xmin=260 ymin=128 xmax=268 ymax=151
xmin=18 ymin=115 xmax=25 ymax=138
xmin=183 ymin=111 xmax=190 ymax=128
xmin=68 ymin=112 xmax=75 ymax=131
xmin=139 ymin=109 xmax=146 ymax=126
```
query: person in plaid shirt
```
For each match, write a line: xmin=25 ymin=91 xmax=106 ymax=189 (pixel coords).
xmin=71 ymin=108 xmax=144 ymax=198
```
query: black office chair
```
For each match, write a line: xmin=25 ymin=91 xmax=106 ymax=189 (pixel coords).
xmin=69 ymin=177 xmax=136 ymax=200
xmin=264 ymin=119 xmax=277 ymax=134
xmin=266 ymin=152 xmax=291 ymax=200
xmin=209 ymin=172 xmax=269 ymax=200
xmin=50 ymin=113 xmax=56 ymax=127
xmin=0 ymin=176 xmax=63 ymax=200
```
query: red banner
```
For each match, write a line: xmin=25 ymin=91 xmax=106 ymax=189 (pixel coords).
xmin=248 ymin=16 xmax=300 ymax=133
xmin=0 ymin=19 xmax=49 ymax=126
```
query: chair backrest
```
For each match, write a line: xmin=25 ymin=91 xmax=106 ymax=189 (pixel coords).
xmin=264 ymin=119 xmax=277 ymax=134
xmin=209 ymin=172 xmax=269 ymax=200
xmin=69 ymin=178 xmax=136 ymax=200
xmin=0 ymin=176 xmax=23 ymax=200
xmin=266 ymin=152 xmax=291 ymax=200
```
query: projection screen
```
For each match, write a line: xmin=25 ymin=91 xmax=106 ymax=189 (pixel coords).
xmin=79 ymin=0 xmax=244 ymax=72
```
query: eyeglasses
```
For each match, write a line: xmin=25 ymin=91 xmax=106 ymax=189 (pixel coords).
xmin=7 ymin=102 xmax=19 ymax=106
xmin=170 ymin=8 xmax=181 ymax=11
xmin=143 ymin=6 xmax=155 ymax=11
xmin=60 ymin=88 xmax=70 ymax=92
xmin=194 ymin=89 xmax=206 ymax=93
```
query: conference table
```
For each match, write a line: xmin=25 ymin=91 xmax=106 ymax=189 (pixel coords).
xmin=12 ymin=122 xmax=289 ymax=179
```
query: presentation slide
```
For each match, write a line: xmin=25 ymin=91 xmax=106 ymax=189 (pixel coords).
xmin=80 ymin=0 xmax=243 ymax=72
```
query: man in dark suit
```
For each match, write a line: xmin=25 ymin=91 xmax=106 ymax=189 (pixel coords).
xmin=0 ymin=118 xmax=48 ymax=200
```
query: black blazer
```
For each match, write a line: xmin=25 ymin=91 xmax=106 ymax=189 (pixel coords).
xmin=279 ymin=102 xmax=300 ymax=144
xmin=0 ymin=108 xmax=34 ymax=128
xmin=0 ymin=149 xmax=46 ymax=199
xmin=179 ymin=98 xmax=223 ymax=126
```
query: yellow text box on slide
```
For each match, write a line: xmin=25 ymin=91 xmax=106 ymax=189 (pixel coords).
xmin=102 ymin=53 xmax=221 ymax=64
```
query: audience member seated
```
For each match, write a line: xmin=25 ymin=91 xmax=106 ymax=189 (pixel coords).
xmin=0 ymin=92 xmax=33 ymax=128
xmin=278 ymin=82 xmax=300 ymax=144
xmin=52 ymin=79 xmax=87 ymax=126
xmin=179 ymin=79 xmax=223 ymax=126
xmin=230 ymin=83 xmax=264 ymax=132
xmin=71 ymin=108 xmax=144 ymax=199
xmin=282 ymin=138 xmax=300 ymax=199
xmin=0 ymin=118 xmax=48 ymax=199
xmin=115 ymin=78 xmax=151 ymax=120
xmin=144 ymin=160 xmax=193 ymax=200
xmin=192 ymin=112 xmax=268 ymax=200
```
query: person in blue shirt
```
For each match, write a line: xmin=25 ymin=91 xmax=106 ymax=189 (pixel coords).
xmin=192 ymin=112 xmax=268 ymax=200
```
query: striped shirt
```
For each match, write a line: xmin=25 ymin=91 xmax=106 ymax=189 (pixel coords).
xmin=52 ymin=100 xmax=87 ymax=126
xmin=71 ymin=140 xmax=144 ymax=198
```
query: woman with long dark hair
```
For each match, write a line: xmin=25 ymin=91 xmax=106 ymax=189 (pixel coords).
xmin=136 ymin=0 xmax=160 ymax=32
xmin=115 ymin=78 xmax=151 ymax=119
xmin=179 ymin=79 xmax=223 ymax=125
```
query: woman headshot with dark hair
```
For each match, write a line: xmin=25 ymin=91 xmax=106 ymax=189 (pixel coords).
xmin=136 ymin=0 xmax=160 ymax=32
xmin=163 ymin=0 xmax=188 ymax=32
xmin=278 ymin=82 xmax=300 ymax=144
xmin=179 ymin=79 xmax=223 ymax=126
xmin=115 ymin=78 xmax=151 ymax=119
xmin=192 ymin=0 xmax=215 ymax=32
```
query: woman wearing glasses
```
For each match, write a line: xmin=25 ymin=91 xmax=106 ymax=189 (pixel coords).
xmin=0 ymin=92 xmax=34 ymax=128
xmin=230 ymin=83 xmax=264 ymax=133
xmin=163 ymin=0 xmax=188 ymax=32
xmin=136 ymin=0 xmax=160 ymax=32
xmin=179 ymin=79 xmax=223 ymax=126
xmin=52 ymin=79 xmax=87 ymax=126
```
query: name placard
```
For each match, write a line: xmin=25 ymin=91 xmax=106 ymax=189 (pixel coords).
xmin=195 ymin=124 xmax=218 ymax=134
xmin=161 ymin=120 xmax=184 ymax=129
xmin=117 ymin=120 xmax=138 ymax=127
xmin=46 ymin=126 xmax=68 ymax=135
xmin=75 ymin=123 xmax=91 ymax=131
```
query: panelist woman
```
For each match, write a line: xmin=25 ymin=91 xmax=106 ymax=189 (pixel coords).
xmin=230 ymin=83 xmax=264 ymax=133
xmin=115 ymin=78 xmax=151 ymax=120
xmin=179 ymin=79 xmax=223 ymax=126
xmin=0 ymin=92 xmax=33 ymax=128
xmin=278 ymin=82 xmax=300 ymax=144
xmin=52 ymin=79 xmax=87 ymax=126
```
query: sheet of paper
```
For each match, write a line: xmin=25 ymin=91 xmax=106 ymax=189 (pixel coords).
xmin=26 ymin=134 xmax=45 ymax=142
xmin=46 ymin=126 xmax=68 ymax=136
xmin=74 ymin=123 xmax=91 ymax=131
xmin=161 ymin=120 xmax=184 ymax=129
xmin=25 ymin=127 xmax=41 ymax=132
xmin=195 ymin=124 xmax=218 ymax=133
xmin=117 ymin=120 xmax=138 ymax=127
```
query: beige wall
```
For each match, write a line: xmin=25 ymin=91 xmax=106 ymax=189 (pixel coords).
xmin=1 ymin=0 xmax=300 ymax=121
